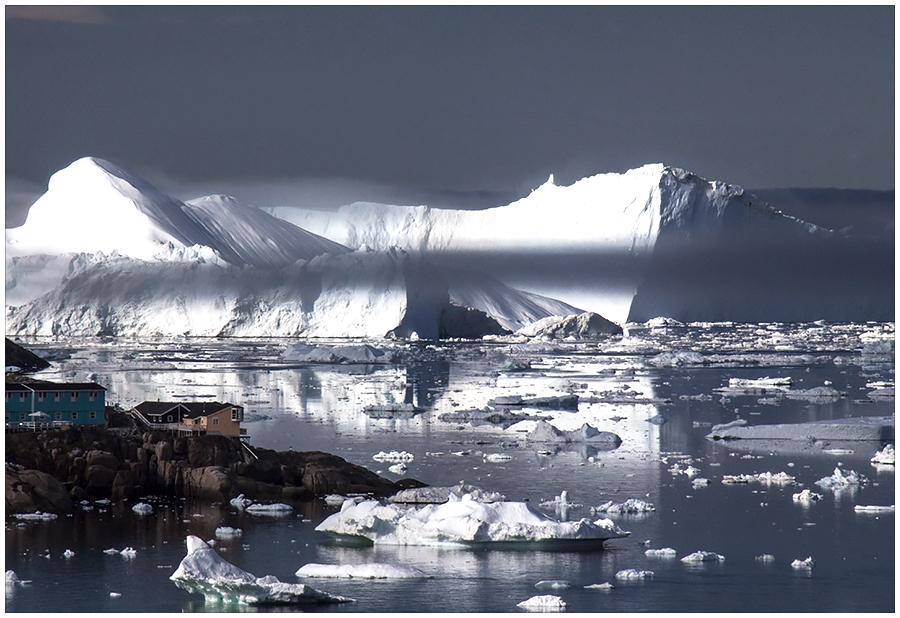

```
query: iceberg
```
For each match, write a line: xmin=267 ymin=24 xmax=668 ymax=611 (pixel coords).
xmin=388 ymin=483 xmax=505 ymax=504
xmin=295 ymin=563 xmax=430 ymax=579
xmin=131 ymin=503 xmax=153 ymax=515
xmin=534 ymin=580 xmax=571 ymax=590
xmin=314 ymin=493 xmax=629 ymax=547
xmin=591 ymin=499 xmax=655 ymax=515
xmin=245 ymin=503 xmax=293 ymax=516
xmin=681 ymin=551 xmax=725 ymax=563
xmin=215 ymin=527 xmax=243 ymax=539
xmin=170 ymin=535 xmax=353 ymax=606
xmin=516 ymin=595 xmax=567 ymax=611
xmin=230 ymin=494 xmax=253 ymax=510
xmin=792 ymin=489 xmax=823 ymax=505
xmin=615 ymin=569 xmax=653 ymax=580
xmin=721 ymin=472 xmax=795 ymax=486
xmin=853 ymin=505 xmax=894 ymax=514
xmin=871 ymin=444 xmax=894 ymax=465
xmin=791 ymin=557 xmax=815 ymax=569
xmin=815 ymin=467 xmax=867 ymax=492
xmin=644 ymin=548 xmax=678 ymax=559
xmin=372 ymin=451 xmax=415 ymax=463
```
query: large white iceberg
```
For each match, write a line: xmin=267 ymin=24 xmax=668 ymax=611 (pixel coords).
xmin=170 ymin=535 xmax=353 ymax=606
xmin=315 ymin=494 xmax=629 ymax=547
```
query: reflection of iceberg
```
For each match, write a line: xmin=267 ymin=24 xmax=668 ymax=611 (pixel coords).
xmin=315 ymin=494 xmax=629 ymax=547
xmin=295 ymin=563 xmax=430 ymax=579
xmin=170 ymin=535 xmax=353 ymax=606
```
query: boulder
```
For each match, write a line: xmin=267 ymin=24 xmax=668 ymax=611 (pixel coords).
xmin=6 ymin=468 xmax=75 ymax=514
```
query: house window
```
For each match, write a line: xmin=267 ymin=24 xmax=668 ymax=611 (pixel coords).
xmin=19 ymin=413 xmax=25 ymax=421
xmin=19 ymin=393 xmax=27 ymax=402
xmin=72 ymin=411 xmax=78 ymax=421
xmin=70 ymin=392 xmax=78 ymax=402
xmin=54 ymin=392 xmax=60 ymax=402
xmin=212 ymin=418 xmax=219 ymax=426
xmin=89 ymin=392 xmax=97 ymax=402
xmin=231 ymin=408 xmax=242 ymax=422
xmin=90 ymin=411 xmax=97 ymax=420
xmin=38 ymin=393 xmax=46 ymax=402
xmin=55 ymin=412 xmax=62 ymax=421
xmin=5 ymin=392 xmax=9 ymax=401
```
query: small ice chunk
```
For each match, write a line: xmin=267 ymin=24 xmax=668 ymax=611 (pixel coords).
xmin=132 ymin=503 xmax=153 ymax=515
xmin=215 ymin=527 xmax=243 ymax=539
xmin=681 ymin=551 xmax=725 ymax=563
xmin=516 ymin=595 xmax=567 ymax=611
xmin=791 ymin=557 xmax=815 ymax=569
xmin=6 ymin=570 xmax=31 ymax=588
xmin=615 ymin=569 xmax=653 ymax=580
xmin=728 ymin=377 xmax=791 ymax=388
xmin=534 ymin=580 xmax=570 ymax=590
xmin=388 ymin=462 xmax=407 ymax=475
xmin=722 ymin=472 xmax=795 ymax=486
xmin=584 ymin=582 xmax=614 ymax=590
xmin=120 ymin=547 xmax=137 ymax=559
xmin=296 ymin=563 xmax=430 ymax=579
xmin=484 ymin=453 xmax=512 ymax=462
xmin=372 ymin=451 xmax=414 ymax=462
xmin=692 ymin=478 xmax=710 ymax=489
xmin=245 ymin=503 xmax=293 ymax=516
xmin=792 ymin=489 xmax=823 ymax=505
xmin=109 ymin=592 xmax=122 ymax=597
xmin=871 ymin=444 xmax=894 ymax=465
xmin=755 ymin=554 xmax=775 ymax=562
xmin=63 ymin=549 xmax=75 ymax=559
xmin=230 ymin=494 xmax=253 ymax=510
xmin=13 ymin=511 xmax=57 ymax=521
xmin=104 ymin=548 xmax=120 ymax=555
xmin=815 ymin=467 xmax=867 ymax=492
xmin=644 ymin=548 xmax=677 ymax=559
xmin=324 ymin=494 xmax=350 ymax=506
xmin=592 ymin=499 xmax=655 ymax=515
xmin=853 ymin=505 xmax=895 ymax=513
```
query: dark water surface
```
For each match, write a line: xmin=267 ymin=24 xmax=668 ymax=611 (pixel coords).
xmin=6 ymin=323 xmax=895 ymax=612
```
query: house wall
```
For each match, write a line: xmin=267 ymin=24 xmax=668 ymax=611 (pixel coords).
xmin=5 ymin=389 xmax=106 ymax=425
xmin=196 ymin=408 xmax=242 ymax=437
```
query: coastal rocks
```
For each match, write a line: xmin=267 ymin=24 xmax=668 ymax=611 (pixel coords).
xmin=6 ymin=467 xmax=75 ymax=515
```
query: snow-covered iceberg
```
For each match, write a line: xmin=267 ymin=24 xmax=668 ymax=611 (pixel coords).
xmin=315 ymin=493 xmax=629 ymax=547
xmin=170 ymin=535 xmax=353 ymax=606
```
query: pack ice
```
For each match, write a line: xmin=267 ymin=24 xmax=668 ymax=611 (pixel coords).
xmin=315 ymin=493 xmax=629 ymax=546
xmin=170 ymin=535 xmax=352 ymax=606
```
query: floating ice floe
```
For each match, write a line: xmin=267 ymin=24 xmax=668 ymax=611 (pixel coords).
xmin=12 ymin=511 xmax=57 ymax=521
xmin=484 ymin=453 xmax=512 ymax=463
xmin=170 ymin=535 xmax=353 ymax=606
xmin=215 ymin=527 xmax=243 ymax=539
xmin=645 ymin=548 xmax=677 ymax=559
xmin=120 ymin=547 xmax=137 ymax=559
xmin=681 ymin=551 xmax=725 ymax=563
xmin=516 ymin=594 xmax=567 ymax=611
xmin=615 ymin=569 xmax=653 ymax=580
xmin=6 ymin=570 xmax=31 ymax=589
xmin=853 ymin=505 xmax=894 ymax=514
xmin=372 ymin=451 xmax=414 ymax=463
xmin=814 ymin=467 xmax=867 ymax=492
xmin=245 ymin=503 xmax=293 ymax=517
xmin=109 ymin=592 xmax=122 ymax=598
xmin=584 ymin=582 xmax=614 ymax=590
xmin=539 ymin=491 xmax=582 ymax=516
xmin=726 ymin=376 xmax=792 ymax=390
xmin=692 ymin=478 xmax=710 ymax=489
xmin=104 ymin=548 xmax=121 ymax=555
xmin=315 ymin=493 xmax=630 ymax=547
xmin=295 ymin=563 xmax=430 ymax=579
xmin=388 ymin=463 xmax=407 ymax=475
xmin=755 ymin=554 xmax=775 ymax=562
xmin=230 ymin=494 xmax=253 ymax=510
xmin=707 ymin=416 xmax=894 ymax=442
xmin=791 ymin=557 xmax=815 ymax=569
xmin=871 ymin=444 xmax=894 ymax=465
xmin=324 ymin=494 xmax=352 ymax=506
xmin=668 ymin=464 xmax=700 ymax=478
xmin=132 ymin=503 xmax=153 ymax=515
xmin=63 ymin=549 xmax=75 ymax=559
xmin=792 ymin=489 xmax=823 ymax=505
xmin=721 ymin=472 xmax=795 ymax=486
xmin=534 ymin=580 xmax=570 ymax=590
xmin=389 ymin=483 xmax=505 ymax=504
xmin=591 ymin=499 xmax=655 ymax=515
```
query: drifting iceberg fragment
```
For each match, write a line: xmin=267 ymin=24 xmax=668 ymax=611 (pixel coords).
xmin=755 ymin=554 xmax=775 ymax=562
xmin=295 ymin=563 xmax=430 ymax=579
xmin=12 ymin=511 xmax=57 ymax=521
xmin=230 ymin=494 xmax=253 ymax=509
xmin=315 ymin=494 xmax=630 ymax=546
xmin=120 ymin=547 xmax=137 ymax=559
xmin=681 ymin=551 xmax=725 ymax=563
xmin=516 ymin=595 xmax=567 ymax=611
xmin=591 ymin=499 xmax=655 ymax=515
xmin=372 ymin=451 xmax=414 ymax=463
xmin=791 ymin=557 xmax=815 ymax=569
xmin=534 ymin=580 xmax=571 ymax=590
xmin=615 ymin=569 xmax=653 ymax=580
xmin=215 ymin=527 xmax=242 ymax=539
xmin=245 ymin=503 xmax=293 ymax=516
xmin=721 ymin=472 xmax=795 ymax=486
xmin=63 ymin=549 xmax=75 ymax=559
xmin=644 ymin=548 xmax=677 ymax=559
xmin=853 ymin=505 xmax=894 ymax=514
xmin=815 ymin=467 xmax=867 ymax=492
xmin=871 ymin=444 xmax=894 ymax=465
xmin=170 ymin=535 xmax=353 ymax=606
xmin=132 ymin=503 xmax=153 ymax=515
xmin=792 ymin=489 xmax=823 ymax=505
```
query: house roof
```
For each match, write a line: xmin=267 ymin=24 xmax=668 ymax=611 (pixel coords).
xmin=132 ymin=402 xmax=187 ymax=416
xmin=6 ymin=380 xmax=106 ymax=392
xmin=182 ymin=402 xmax=238 ymax=419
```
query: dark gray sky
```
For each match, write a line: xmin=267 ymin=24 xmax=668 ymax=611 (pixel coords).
xmin=5 ymin=5 xmax=895 ymax=205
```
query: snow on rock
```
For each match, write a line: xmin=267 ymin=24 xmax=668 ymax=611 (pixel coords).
xmin=815 ymin=468 xmax=867 ymax=492
xmin=591 ymin=499 xmax=655 ymax=515
xmin=791 ymin=557 xmax=815 ymax=569
xmin=315 ymin=494 xmax=630 ymax=546
xmin=516 ymin=312 xmax=622 ymax=339
xmin=132 ymin=503 xmax=153 ymax=515
xmin=170 ymin=535 xmax=353 ymax=606
xmin=871 ymin=444 xmax=894 ymax=465
xmin=681 ymin=551 xmax=725 ymax=563
xmin=295 ymin=563 xmax=430 ymax=579
xmin=516 ymin=594 xmax=567 ymax=611
xmin=388 ymin=483 xmax=505 ymax=504
xmin=245 ymin=503 xmax=293 ymax=517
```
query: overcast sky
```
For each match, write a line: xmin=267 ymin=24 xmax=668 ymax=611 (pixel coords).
xmin=5 ymin=5 xmax=895 ymax=212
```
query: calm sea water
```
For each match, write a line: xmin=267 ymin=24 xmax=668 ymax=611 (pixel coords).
xmin=6 ymin=323 xmax=895 ymax=612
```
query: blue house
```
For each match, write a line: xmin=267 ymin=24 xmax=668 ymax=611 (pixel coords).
xmin=5 ymin=380 xmax=106 ymax=426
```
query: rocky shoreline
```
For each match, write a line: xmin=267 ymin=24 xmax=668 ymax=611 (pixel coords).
xmin=6 ymin=411 xmax=424 ymax=515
